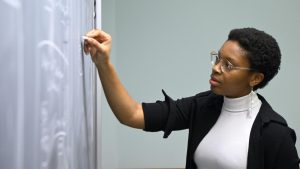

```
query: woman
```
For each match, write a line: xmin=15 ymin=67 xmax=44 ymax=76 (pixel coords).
xmin=84 ymin=28 xmax=300 ymax=169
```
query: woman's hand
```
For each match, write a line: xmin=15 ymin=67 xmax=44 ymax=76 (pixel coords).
xmin=84 ymin=29 xmax=112 ymax=66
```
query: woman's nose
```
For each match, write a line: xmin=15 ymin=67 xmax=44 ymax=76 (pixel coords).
xmin=212 ymin=62 xmax=222 ymax=74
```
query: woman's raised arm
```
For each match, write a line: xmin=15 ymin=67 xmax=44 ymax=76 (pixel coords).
xmin=84 ymin=29 xmax=145 ymax=129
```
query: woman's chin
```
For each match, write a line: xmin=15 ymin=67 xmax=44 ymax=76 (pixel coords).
xmin=210 ymin=86 xmax=223 ymax=96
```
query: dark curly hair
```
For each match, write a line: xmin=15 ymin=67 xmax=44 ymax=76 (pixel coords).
xmin=228 ymin=28 xmax=281 ymax=90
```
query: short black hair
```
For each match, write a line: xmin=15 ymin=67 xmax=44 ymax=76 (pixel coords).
xmin=228 ymin=28 xmax=281 ymax=90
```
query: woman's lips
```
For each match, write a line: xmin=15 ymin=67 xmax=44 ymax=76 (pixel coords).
xmin=209 ymin=76 xmax=221 ymax=86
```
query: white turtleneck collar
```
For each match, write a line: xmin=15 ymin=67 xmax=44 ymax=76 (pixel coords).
xmin=223 ymin=91 xmax=261 ymax=113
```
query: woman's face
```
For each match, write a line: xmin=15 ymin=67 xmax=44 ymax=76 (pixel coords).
xmin=209 ymin=40 xmax=255 ymax=98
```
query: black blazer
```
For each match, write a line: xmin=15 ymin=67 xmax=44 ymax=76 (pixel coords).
xmin=143 ymin=90 xmax=300 ymax=169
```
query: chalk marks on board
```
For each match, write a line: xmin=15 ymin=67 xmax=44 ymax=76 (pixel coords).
xmin=38 ymin=40 xmax=69 ymax=66
xmin=38 ymin=39 xmax=70 ymax=169
xmin=1 ymin=0 xmax=21 ymax=9
xmin=1 ymin=0 xmax=96 ymax=168
xmin=44 ymin=0 xmax=67 ymax=14
xmin=37 ymin=40 xmax=69 ymax=91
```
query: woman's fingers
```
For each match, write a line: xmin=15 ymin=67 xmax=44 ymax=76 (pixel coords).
xmin=83 ymin=29 xmax=112 ymax=65
xmin=86 ymin=29 xmax=111 ymax=44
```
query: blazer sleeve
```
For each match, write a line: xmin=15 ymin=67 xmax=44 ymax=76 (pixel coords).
xmin=142 ymin=89 xmax=202 ymax=138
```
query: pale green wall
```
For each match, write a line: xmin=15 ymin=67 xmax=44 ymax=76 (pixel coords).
xmin=102 ymin=0 xmax=300 ymax=168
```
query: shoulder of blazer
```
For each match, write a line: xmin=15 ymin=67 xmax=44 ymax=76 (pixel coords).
xmin=257 ymin=93 xmax=287 ymax=126
xmin=257 ymin=93 xmax=297 ymax=143
xmin=194 ymin=90 xmax=223 ymax=107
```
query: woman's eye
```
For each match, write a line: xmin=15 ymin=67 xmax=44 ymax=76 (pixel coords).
xmin=227 ymin=64 xmax=234 ymax=70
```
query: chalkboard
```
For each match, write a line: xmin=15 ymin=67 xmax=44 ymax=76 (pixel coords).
xmin=0 ymin=0 xmax=98 ymax=169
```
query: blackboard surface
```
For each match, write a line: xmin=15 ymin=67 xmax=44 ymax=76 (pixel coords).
xmin=0 ymin=1 xmax=97 ymax=169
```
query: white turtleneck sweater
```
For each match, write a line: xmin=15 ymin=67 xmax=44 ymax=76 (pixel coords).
xmin=194 ymin=91 xmax=262 ymax=169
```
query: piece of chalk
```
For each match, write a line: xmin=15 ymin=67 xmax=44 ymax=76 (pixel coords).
xmin=82 ymin=36 xmax=89 ymax=42
xmin=81 ymin=36 xmax=89 ymax=46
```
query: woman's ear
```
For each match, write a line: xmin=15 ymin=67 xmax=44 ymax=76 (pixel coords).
xmin=250 ymin=73 xmax=264 ymax=87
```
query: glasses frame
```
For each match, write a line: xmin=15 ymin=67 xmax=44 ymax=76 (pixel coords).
xmin=210 ymin=51 xmax=256 ymax=72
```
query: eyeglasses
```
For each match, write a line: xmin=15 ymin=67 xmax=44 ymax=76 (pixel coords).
xmin=210 ymin=51 xmax=256 ymax=72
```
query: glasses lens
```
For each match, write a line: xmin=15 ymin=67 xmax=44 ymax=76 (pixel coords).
xmin=210 ymin=51 xmax=218 ymax=66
